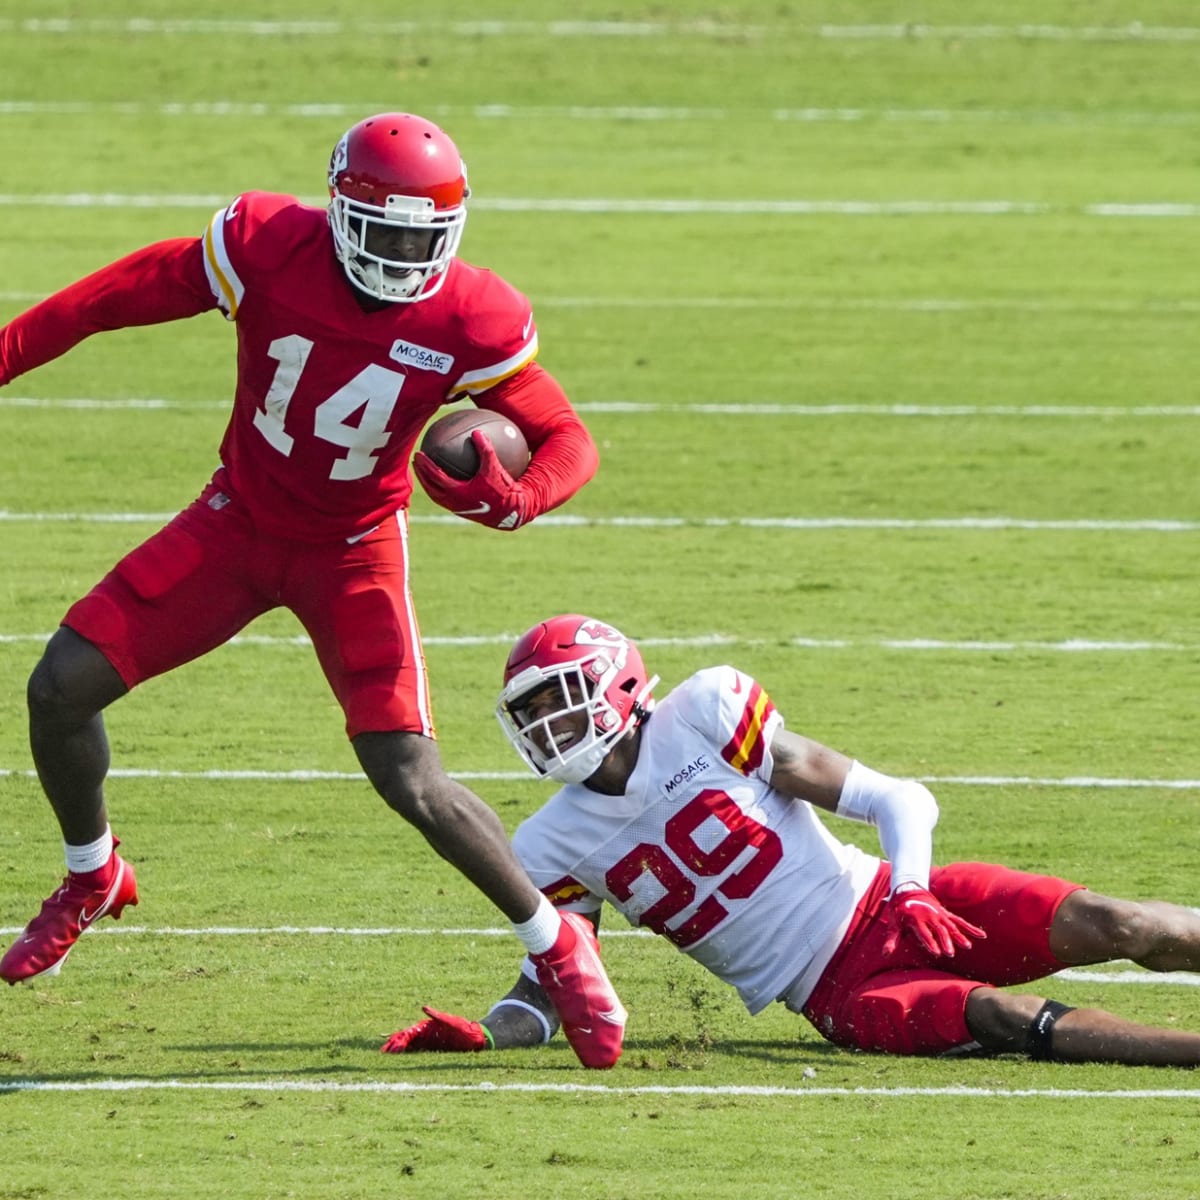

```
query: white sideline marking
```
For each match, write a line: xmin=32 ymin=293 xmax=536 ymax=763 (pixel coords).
xmin=4 ymin=19 xmax=1200 ymax=42
xmin=1057 ymin=969 xmax=1200 ymax=985
xmin=1 ymin=925 xmax=1195 ymax=980
xmin=5 ymin=194 xmax=1200 ymax=219
xmin=3 ymin=632 xmax=1199 ymax=654
xmin=1 ymin=768 xmax=1197 ymax=788
xmin=8 ymin=101 xmax=1200 ymax=131
xmin=6 ymin=395 xmax=1200 ymax=416
xmin=2 ymin=924 xmax=1197 ymax=987
xmin=1 ymin=512 xmax=1197 ymax=531
xmin=3 ymin=1078 xmax=1199 ymax=1100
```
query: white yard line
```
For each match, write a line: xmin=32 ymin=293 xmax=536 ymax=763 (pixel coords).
xmin=7 ymin=100 xmax=1200 ymax=130
xmin=4 ymin=18 xmax=1200 ymax=42
xmin=4 ymin=1077 xmax=1200 ymax=1099
xmin=0 ymin=512 xmax=1197 ymax=530
xmin=1 ymin=768 xmax=1196 ymax=789
xmin=3 ymin=633 xmax=1198 ymax=653
xmin=5 ymin=194 xmax=1200 ymax=218
xmin=0 ymin=921 xmax=1195 ymax=986
xmin=5 ymin=396 xmax=1200 ymax=414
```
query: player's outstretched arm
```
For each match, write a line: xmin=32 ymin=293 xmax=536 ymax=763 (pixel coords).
xmin=768 ymin=727 xmax=985 ymax=956
xmin=381 ymin=972 xmax=558 ymax=1054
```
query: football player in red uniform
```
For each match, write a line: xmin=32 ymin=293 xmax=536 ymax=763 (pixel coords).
xmin=383 ymin=614 xmax=1200 ymax=1067
xmin=0 ymin=115 xmax=621 ymax=1066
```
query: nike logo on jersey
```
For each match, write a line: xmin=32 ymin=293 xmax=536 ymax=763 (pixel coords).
xmin=731 ymin=672 xmax=744 ymax=694
xmin=225 ymin=199 xmax=240 ymax=222
xmin=521 ymin=314 xmax=535 ymax=341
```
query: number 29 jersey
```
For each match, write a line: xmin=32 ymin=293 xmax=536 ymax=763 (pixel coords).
xmin=512 ymin=667 xmax=881 ymax=1015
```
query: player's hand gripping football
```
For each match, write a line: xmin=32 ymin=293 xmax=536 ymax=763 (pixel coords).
xmin=381 ymin=1006 xmax=491 ymax=1054
xmin=881 ymin=885 xmax=986 ymax=957
xmin=413 ymin=431 xmax=530 ymax=531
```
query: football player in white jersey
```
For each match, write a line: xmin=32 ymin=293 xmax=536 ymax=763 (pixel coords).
xmin=383 ymin=614 xmax=1200 ymax=1067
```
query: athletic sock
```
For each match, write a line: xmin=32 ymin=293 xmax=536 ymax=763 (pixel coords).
xmin=512 ymin=894 xmax=562 ymax=955
xmin=65 ymin=825 xmax=115 ymax=884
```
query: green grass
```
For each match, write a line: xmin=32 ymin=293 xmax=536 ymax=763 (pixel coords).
xmin=2 ymin=2 xmax=1200 ymax=1197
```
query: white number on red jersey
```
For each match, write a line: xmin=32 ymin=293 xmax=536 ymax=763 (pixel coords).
xmin=254 ymin=334 xmax=406 ymax=481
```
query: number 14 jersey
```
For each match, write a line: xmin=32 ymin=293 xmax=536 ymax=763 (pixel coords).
xmin=513 ymin=667 xmax=881 ymax=1015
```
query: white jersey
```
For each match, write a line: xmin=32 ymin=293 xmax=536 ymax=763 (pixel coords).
xmin=513 ymin=667 xmax=880 ymax=1014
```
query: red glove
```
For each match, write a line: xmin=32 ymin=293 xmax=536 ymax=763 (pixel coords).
xmin=413 ymin=430 xmax=530 ymax=530
xmin=881 ymin=887 xmax=986 ymax=957
xmin=380 ymin=1006 xmax=492 ymax=1054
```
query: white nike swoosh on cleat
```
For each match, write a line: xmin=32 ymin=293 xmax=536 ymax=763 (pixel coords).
xmin=454 ymin=501 xmax=491 ymax=516
xmin=79 ymin=862 xmax=125 ymax=924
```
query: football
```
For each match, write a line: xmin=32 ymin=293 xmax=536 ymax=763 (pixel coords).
xmin=419 ymin=408 xmax=530 ymax=481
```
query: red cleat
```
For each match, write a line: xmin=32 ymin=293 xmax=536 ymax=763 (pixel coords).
xmin=531 ymin=911 xmax=627 ymax=1069
xmin=0 ymin=853 xmax=138 ymax=984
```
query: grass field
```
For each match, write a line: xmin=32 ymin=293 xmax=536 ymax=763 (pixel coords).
xmin=2 ymin=2 xmax=1199 ymax=1197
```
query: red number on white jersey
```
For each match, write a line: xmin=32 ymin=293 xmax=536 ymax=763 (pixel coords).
xmin=605 ymin=788 xmax=783 ymax=948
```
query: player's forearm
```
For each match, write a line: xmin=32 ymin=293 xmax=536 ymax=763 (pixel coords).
xmin=484 ymin=365 xmax=600 ymax=514
xmin=520 ymin=418 xmax=599 ymax=511
xmin=836 ymin=760 xmax=938 ymax=892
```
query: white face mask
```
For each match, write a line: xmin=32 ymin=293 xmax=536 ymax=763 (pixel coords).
xmin=328 ymin=192 xmax=467 ymax=304
xmin=497 ymin=659 xmax=658 ymax=784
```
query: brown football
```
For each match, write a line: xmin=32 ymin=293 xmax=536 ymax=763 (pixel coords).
xmin=419 ymin=408 xmax=530 ymax=481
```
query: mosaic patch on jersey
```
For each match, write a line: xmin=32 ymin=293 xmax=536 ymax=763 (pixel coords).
xmin=542 ymin=874 xmax=590 ymax=907
xmin=387 ymin=339 xmax=454 ymax=374
xmin=721 ymin=681 xmax=775 ymax=775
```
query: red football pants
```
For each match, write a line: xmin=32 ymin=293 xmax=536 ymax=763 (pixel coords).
xmin=802 ymin=861 xmax=1083 ymax=1055
xmin=63 ymin=477 xmax=434 ymax=738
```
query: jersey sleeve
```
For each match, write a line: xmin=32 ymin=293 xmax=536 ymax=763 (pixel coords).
xmin=482 ymin=362 xmax=599 ymax=516
xmin=512 ymin=807 xmax=604 ymax=916
xmin=674 ymin=666 xmax=784 ymax=783
xmin=445 ymin=269 xmax=538 ymax=397
xmin=199 ymin=190 xmax=303 ymax=320
xmin=0 ymin=238 xmax=215 ymax=387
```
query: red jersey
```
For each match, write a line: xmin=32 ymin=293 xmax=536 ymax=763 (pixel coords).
xmin=0 ymin=191 xmax=595 ymax=541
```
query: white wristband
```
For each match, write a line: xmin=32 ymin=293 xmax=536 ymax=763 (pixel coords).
xmin=485 ymin=998 xmax=554 ymax=1044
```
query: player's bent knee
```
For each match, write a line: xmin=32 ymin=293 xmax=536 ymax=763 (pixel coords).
xmin=27 ymin=632 xmax=121 ymax=724
xmin=964 ymin=988 xmax=1045 ymax=1053
xmin=1053 ymin=890 xmax=1160 ymax=961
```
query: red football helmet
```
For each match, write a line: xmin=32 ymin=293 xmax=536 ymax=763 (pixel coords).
xmin=497 ymin=615 xmax=658 ymax=784
xmin=327 ymin=112 xmax=469 ymax=303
